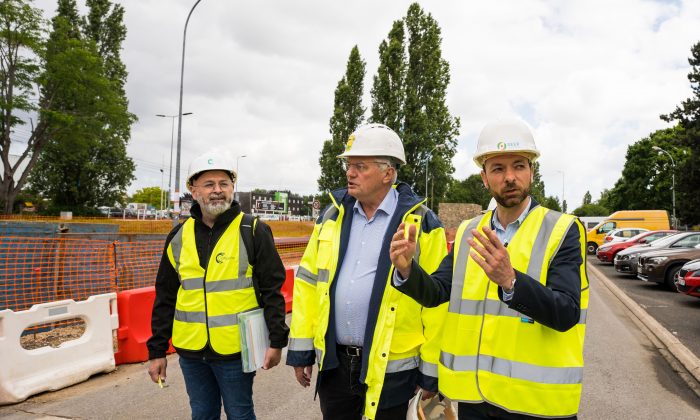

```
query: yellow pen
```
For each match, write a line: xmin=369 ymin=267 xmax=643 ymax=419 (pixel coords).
xmin=157 ymin=376 xmax=164 ymax=389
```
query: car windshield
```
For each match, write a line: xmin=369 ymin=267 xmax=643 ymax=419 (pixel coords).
xmin=629 ymin=231 xmax=667 ymax=243
xmin=649 ymin=232 xmax=684 ymax=248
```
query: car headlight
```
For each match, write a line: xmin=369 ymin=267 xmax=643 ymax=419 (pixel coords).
xmin=619 ymin=255 xmax=629 ymax=261
xmin=647 ymin=256 xmax=668 ymax=265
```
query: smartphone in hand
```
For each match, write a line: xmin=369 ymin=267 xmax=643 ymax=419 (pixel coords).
xmin=404 ymin=214 xmax=422 ymax=240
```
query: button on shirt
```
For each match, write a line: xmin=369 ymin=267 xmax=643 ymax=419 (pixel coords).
xmin=334 ymin=188 xmax=398 ymax=346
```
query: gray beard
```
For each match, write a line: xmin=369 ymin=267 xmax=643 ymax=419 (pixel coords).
xmin=201 ymin=197 xmax=232 ymax=216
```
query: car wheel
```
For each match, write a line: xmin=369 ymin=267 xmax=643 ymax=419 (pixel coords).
xmin=586 ymin=242 xmax=597 ymax=255
xmin=665 ymin=265 xmax=682 ymax=290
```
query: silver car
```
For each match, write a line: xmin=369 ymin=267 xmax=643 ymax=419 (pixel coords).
xmin=614 ymin=232 xmax=685 ymax=275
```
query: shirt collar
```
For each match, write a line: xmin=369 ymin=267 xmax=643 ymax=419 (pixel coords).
xmin=492 ymin=196 xmax=532 ymax=232
xmin=353 ymin=188 xmax=398 ymax=220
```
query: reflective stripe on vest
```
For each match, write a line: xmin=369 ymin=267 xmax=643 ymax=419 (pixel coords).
xmin=169 ymin=214 xmax=258 ymax=355
xmin=440 ymin=207 xmax=588 ymax=417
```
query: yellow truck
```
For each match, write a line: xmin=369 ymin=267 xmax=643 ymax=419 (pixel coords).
xmin=585 ymin=210 xmax=670 ymax=254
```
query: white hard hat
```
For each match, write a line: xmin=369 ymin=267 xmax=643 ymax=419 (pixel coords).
xmin=337 ymin=123 xmax=406 ymax=165
xmin=186 ymin=150 xmax=237 ymax=189
xmin=473 ymin=117 xmax=540 ymax=167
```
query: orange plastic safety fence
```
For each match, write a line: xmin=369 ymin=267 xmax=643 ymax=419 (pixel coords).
xmin=0 ymin=236 xmax=116 ymax=312
xmin=0 ymin=215 xmax=174 ymax=234
xmin=1 ymin=235 xmax=307 ymax=312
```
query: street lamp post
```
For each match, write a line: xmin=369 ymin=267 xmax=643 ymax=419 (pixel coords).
xmin=156 ymin=112 xmax=192 ymax=211
xmin=235 ymin=155 xmax=247 ymax=194
xmin=652 ymin=146 xmax=676 ymax=228
xmin=425 ymin=144 xmax=445 ymax=198
xmin=556 ymin=170 xmax=565 ymax=212
xmin=174 ymin=0 xmax=203 ymax=217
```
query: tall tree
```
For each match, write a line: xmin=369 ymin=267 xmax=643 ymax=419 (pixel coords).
xmin=401 ymin=3 xmax=459 ymax=203
xmin=369 ymin=4 xmax=459 ymax=204
xmin=661 ymin=41 xmax=700 ymax=224
xmin=29 ymin=0 xmax=135 ymax=212
xmin=582 ymin=191 xmax=592 ymax=205
xmin=317 ymin=46 xmax=366 ymax=201
xmin=0 ymin=0 xmax=45 ymax=214
xmin=370 ymin=20 xmax=405 ymax=133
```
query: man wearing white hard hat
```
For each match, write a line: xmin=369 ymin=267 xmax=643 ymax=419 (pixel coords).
xmin=287 ymin=124 xmax=449 ymax=420
xmin=390 ymin=118 xmax=588 ymax=419
xmin=147 ymin=150 xmax=289 ymax=420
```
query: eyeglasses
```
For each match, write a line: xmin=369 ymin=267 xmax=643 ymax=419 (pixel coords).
xmin=341 ymin=161 xmax=391 ymax=173
xmin=194 ymin=181 xmax=233 ymax=191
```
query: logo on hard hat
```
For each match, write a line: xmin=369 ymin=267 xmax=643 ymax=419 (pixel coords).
xmin=207 ymin=158 xmax=214 ymax=165
xmin=497 ymin=140 xmax=520 ymax=150
xmin=345 ymin=134 xmax=355 ymax=152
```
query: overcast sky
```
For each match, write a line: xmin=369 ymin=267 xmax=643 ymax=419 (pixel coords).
xmin=32 ymin=0 xmax=700 ymax=210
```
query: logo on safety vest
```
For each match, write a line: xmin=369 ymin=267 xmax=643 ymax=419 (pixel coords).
xmin=215 ymin=252 xmax=235 ymax=264
xmin=345 ymin=134 xmax=355 ymax=152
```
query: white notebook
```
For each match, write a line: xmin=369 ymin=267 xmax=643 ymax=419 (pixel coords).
xmin=238 ymin=308 xmax=270 ymax=373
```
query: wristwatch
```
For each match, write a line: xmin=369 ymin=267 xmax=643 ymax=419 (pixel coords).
xmin=503 ymin=277 xmax=516 ymax=294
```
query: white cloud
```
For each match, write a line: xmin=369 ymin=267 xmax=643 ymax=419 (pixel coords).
xmin=31 ymin=0 xmax=700 ymax=210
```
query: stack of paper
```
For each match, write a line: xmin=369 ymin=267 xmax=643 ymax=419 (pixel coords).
xmin=238 ymin=308 xmax=270 ymax=373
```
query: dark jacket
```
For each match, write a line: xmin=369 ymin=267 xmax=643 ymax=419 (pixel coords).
xmin=395 ymin=199 xmax=583 ymax=332
xmin=147 ymin=201 xmax=289 ymax=360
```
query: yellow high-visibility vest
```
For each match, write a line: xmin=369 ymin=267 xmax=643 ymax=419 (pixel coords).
xmin=167 ymin=214 xmax=259 ymax=355
xmin=439 ymin=206 xmax=588 ymax=417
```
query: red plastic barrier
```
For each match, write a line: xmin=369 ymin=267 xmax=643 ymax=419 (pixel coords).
xmin=114 ymin=286 xmax=174 ymax=365
xmin=281 ymin=268 xmax=294 ymax=313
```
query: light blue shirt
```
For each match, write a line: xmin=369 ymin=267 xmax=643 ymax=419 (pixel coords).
xmin=334 ymin=188 xmax=398 ymax=346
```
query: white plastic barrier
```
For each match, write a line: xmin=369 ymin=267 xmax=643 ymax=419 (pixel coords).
xmin=0 ymin=293 xmax=119 ymax=405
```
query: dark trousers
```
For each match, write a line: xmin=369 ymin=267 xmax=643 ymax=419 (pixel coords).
xmin=458 ymin=402 xmax=578 ymax=420
xmin=317 ymin=345 xmax=408 ymax=420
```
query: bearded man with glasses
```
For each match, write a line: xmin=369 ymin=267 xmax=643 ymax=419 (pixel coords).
xmin=287 ymin=124 xmax=448 ymax=420
xmin=147 ymin=150 xmax=288 ymax=420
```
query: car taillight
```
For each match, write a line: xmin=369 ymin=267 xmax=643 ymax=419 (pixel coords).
xmin=605 ymin=237 xmax=612 ymax=242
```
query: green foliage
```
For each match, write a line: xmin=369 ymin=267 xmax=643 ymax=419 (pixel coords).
xmin=28 ymin=0 xmax=135 ymax=212
xmin=604 ymin=128 xmax=689 ymax=215
xmin=529 ymin=162 xmax=546 ymax=204
xmin=0 ymin=0 xmax=46 ymax=213
xmin=399 ymin=3 xmax=460 ymax=205
xmin=660 ymin=41 xmax=700 ymax=225
xmin=573 ymin=203 xmax=610 ymax=217
xmin=317 ymin=46 xmax=366 ymax=206
xmin=131 ymin=186 xmax=164 ymax=209
xmin=540 ymin=195 xmax=562 ymax=212
xmin=370 ymin=20 xmax=405 ymax=132
xmin=443 ymin=174 xmax=490 ymax=208
xmin=582 ymin=191 xmax=592 ymax=205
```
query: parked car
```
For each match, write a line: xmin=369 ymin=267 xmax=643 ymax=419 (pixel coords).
xmin=637 ymin=237 xmax=700 ymax=288
xmin=675 ymin=259 xmax=700 ymax=298
xmin=614 ymin=231 xmax=690 ymax=275
xmin=603 ymin=228 xmax=649 ymax=245
xmin=597 ymin=230 xmax=677 ymax=263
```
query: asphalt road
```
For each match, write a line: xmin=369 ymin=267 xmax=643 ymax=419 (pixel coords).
xmin=589 ymin=259 xmax=700 ymax=358
xmin=1 ymin=268 xmax=699 ymax=419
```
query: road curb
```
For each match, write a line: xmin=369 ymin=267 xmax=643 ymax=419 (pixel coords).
xmin=588 ymin=262 xmax=700 ymax=387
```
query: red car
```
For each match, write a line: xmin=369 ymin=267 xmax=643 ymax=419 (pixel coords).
xmin=596 ymin=230 xmax=678 ymax=263
xmin=676 ymin=259 xmax=700 ymax=298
